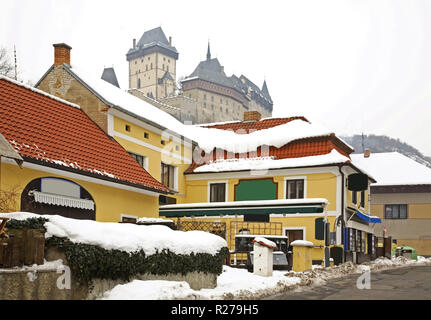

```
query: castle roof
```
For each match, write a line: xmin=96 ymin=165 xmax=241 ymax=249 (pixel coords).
xmin=127 ymin=27 xmax=178 ymax=61
xmin=101 ymin=67 xmax=120 ymax=88
xmin=183 ymin=45 xmax=273 ymax=109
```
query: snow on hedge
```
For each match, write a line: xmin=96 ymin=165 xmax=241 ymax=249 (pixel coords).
xmin=0 ymin=212 xmax=227 ymax=256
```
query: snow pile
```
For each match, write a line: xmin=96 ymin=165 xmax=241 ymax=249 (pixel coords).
xmin=101 ymin=256 xmax=431 ymax=300
xmin=0 ymin=212 xmax=227 ymax=256
xmin=101 ymin=266 xmax=302 ymax=300
xmin=194 ymin=149 xmax=350 ymax=172
xmin=290 ymin=240 xmax=314 ymax=247
xmin=253 ymin=237 xmax=277 ymax=249
xmin=102 ymin=280 xmax=198 ymax=300
xmin=0 ymin=259 xmax=64 ymax=273
xmin=137 ymin=217 xmax=173 ymax=223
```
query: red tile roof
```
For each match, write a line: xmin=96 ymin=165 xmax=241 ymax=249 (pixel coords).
xmin=186 ymin=118 xmax=353 ymax=173
xmin=0 ymin=76 xmax=169 ymax=193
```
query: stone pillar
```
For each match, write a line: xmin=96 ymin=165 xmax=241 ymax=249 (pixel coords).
xmin=252 ymin=237 xmax=277 ymax=277
xmin=291 ymin=240 xmax=314 ymax=272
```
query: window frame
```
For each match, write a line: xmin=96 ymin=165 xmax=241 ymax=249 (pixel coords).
xmin=161 ymin=162 xmax=177 ymax=190
xmin=384 ymin=204 xmax=408 ymax=219
xmin=284 ymin=177 xmax=306 ymax=199
xmin=208 ymin=181 xmax=228 ymax=203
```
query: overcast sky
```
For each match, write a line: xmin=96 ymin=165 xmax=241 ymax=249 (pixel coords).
xmin=2 ymin=0 xmax=431 ymax=156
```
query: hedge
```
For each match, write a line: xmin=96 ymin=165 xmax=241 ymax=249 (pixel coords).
xmin=5 ymin=217 xmax=229 ymax=284
xmin=5 ymin=217 xmax=48 ymax=230
xmin=46 ymin=236 xmax=229 ymax=284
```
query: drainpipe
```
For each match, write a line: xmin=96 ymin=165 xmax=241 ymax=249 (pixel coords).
xmin=338 ymin=164 xmax=346 ymax=263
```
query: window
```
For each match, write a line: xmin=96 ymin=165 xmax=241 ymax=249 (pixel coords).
xmin=128 ymin=152 xmax=146 ymax=169
xmin=144 ymin=132 xmax=149 ymax=139
xmin=286 ymin=179 xmax=304 ymax=199
xmin=121 ymin=216 xmax=137 ymax=224
xmin=125 ymin=124 xmax=131 ymax=132
xmin=385 ymin=204 xmax=408 ymax=219
xmin=352 ymin=191 xmax=357 ymax=205
xmin=161 ymin=140 xmax=166 ymax=145
xmin=161 ymin=163 xmax=176 ymax=189
xmin=210 ymin=183 xmax=226 ymax=202
xmin=360 ymin=190 xmax=365 ymax=208
xmin=204 ymin=94 xmax=207 ymax=100
xmin=137 ymin=78 xmax=141 ymax=89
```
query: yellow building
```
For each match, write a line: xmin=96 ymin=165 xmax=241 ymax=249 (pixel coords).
xmin=0 ymin=76 xmax=170 ymax=222
xmin=160 ymin=112 xmax=380 ymax=265
xmin=36 ymin=43 xmax=194 ymax=207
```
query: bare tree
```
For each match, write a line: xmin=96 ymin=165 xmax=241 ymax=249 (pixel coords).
xmin=0 ymin=47 xmax=15 ymax=78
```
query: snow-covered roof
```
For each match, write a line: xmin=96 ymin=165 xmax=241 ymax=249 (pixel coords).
xmin=192 ymin=119 xmax=334 ymax=154
xmin=63 ymin=65 xmax=192 ymax=140
xmin=193 ymin=149 xmax=350 ymax=173
xmin=0 ymin=212 xmax=226 ymax=256
xmin=351 ymin=152 xmax=431 ymax=186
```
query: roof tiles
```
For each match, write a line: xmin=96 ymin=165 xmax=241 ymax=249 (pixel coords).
xmin=0 ymin=77 xmax=169 ymax=193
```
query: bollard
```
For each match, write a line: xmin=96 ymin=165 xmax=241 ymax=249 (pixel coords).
xmin=252 ymin=237 xmax=277 ymax=277
xmin=291 ymin=240 xmax=314 ymax=272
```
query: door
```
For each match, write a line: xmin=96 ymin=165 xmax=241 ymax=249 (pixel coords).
xmin=285 ymin=230 xmax=304 ymax=245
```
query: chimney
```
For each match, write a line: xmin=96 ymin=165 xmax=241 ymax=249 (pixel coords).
xmin=133 ymin=38 xmax=136 ymax=49
xmin=169 ymin=36 xmax=172 ymax=46
xmin=53 ymin=43 xmax=72 ymax=66
xmin=243 ymin=111 xmax=261 ymax=122
xmin=221 ymin=66 xmax=225 ymax=75
xmin=364 ymin=149 xmax=371 ymax=158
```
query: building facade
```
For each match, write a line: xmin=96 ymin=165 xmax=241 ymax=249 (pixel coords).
xmin=352 ymin=152 xmax=431 ymax=256
xmin=36 ymin=43 xmax=194 ymax=208
xmin=160 ymin=112 xmax=379 ymax=264
xmin=0 ymin=76 xmax=169 ymax=222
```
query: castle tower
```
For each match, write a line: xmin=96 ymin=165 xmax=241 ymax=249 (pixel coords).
xmin=126 ymin=27 xmax=178 ymax=99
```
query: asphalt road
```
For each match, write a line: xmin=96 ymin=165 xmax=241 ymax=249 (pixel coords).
xmin=267 ymin=265 xmax=431 ymax=300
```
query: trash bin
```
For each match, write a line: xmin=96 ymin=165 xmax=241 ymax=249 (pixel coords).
xmin=396 ymin=246 xmax=417 ymax=261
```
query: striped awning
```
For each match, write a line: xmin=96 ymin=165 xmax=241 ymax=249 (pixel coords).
xmin=159 ymin=198 xmax=328 ymax=218
xmin=31 ymin=191 xmax=95 ymax=210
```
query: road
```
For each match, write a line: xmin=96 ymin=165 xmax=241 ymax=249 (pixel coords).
xmin=267 ymin=265 xmax=431 ymax=300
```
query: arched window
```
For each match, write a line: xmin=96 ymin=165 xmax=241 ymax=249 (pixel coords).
xmin=20 ymin=177 xmax=96 ymax=220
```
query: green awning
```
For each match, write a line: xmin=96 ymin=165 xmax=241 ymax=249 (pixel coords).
xmin=159 ymin=198 xmax=328 ymax=218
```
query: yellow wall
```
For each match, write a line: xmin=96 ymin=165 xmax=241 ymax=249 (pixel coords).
xmin=184 ymin=172 xmax=338 ymax=211
xmin=1 ymin=162 xmax=159 ymax=222
xmin=112 ymin=115 xmax=193 ymax=202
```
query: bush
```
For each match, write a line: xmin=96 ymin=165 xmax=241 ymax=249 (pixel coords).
xmin=5 ymin=217 xmax=48 ymax=230
xmin=46 ymin=236 xmax=229 ymax=284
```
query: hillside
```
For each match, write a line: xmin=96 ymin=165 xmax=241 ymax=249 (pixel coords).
xmin=341 ymin=134 xmax=431 ymax=169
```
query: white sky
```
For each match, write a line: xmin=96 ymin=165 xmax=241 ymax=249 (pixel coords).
xmin=2 ymin=0 xmax=431 ymax=156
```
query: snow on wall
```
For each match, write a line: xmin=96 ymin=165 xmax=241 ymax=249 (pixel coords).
xmin=0 ymin=212 xmax=227 ymax=256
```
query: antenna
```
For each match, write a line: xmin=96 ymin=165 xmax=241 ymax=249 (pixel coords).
xmin=13 ymin=45 xmax=17 ymax=81
xmin=361 ymin=132 xmax=365 ymax=153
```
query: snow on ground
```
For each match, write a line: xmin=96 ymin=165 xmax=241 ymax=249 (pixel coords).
xmin=0 ymin=212 xmax=227 ymax=256
xmin=101 ymin=256 xmax=431 ymax=300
